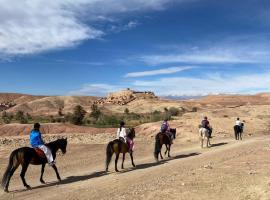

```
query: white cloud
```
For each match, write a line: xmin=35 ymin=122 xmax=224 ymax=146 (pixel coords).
xmin=132 ymin=72 xmax=270 ymax=96
xmin=69 ymin=83 xmax=124 ymax=96
xmin=141 ymin=51 xmax=262 ymax=65
xmin=0 ymin=0 xmax=182 ymax=57
xmin=125 ymin=66 xmax=194 ymax=77
xmin=109 ymin=20 xmax=140 ymax=33
xmin=141 ymin=43 xmax=270 ymax=65
xmin=71 ymin=71 xmax=270 ymax=96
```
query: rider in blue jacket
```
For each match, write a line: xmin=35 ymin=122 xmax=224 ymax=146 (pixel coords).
xmin=30 ymin=123 xmax=55 ymax=166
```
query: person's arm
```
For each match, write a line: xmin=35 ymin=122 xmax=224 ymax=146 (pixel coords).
xmin=167 ymin=123 xmax=170 ymax=131
xmin=123 ymin=128 xmax=127 ymax=138
xmin=117 ymin=129 xmax=120 ymax=138
xmin=38 ymin=132 xmax=44 ymax=144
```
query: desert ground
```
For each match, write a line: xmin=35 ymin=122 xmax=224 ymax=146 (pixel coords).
xmin=0 ymin=98 xmax=270 ymax=200
xmin=0 ymin=134 xmax=270 ymax=200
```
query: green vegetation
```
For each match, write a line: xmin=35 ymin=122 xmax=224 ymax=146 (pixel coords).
xmin=15 ymin=111 xmax=28 ymax=124
xmin=0 ymin=105 xmax=186 ymax=127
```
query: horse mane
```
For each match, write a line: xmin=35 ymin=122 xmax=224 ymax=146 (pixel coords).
xmin=127 ymin=128 xmax=135 ymax=139
xmin=46 ymin=138 xmax=67 ymax=150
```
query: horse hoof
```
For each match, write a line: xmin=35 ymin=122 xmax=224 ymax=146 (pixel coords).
xmin=132 ymin=164 xmax=136 ymax=167
xmin=115 ymin=169 xmax=119 ymax=172
xmin=40 ymin=180 xmax=45 ymax=184
xmin=26 ymin=185 xmax=31 ymax=190
xmin=4 ymin=188 xmax=9 ymax=193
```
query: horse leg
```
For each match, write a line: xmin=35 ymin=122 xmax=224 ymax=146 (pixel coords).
xmin=168 ymin=144 xmax=171 ymax=157
xmin=130 ymin=152 xmax=136 ymax=167
xmin=201 ymin=138 xmax=203 ymax=148
xmin=40 ymin=163 xmax=46 ymax=184
xmin=115 ymin=153 xmax=119 ymax=172
xmin=160 ymin=144 xmax=163 ymax=159
xmin=121 ymin=153 xmax=125 ymax=169
xmin=20 ymin=163 xmax=31 ymax=189
xmin=4 ymin=164 xmax=19 ymax=192
xmin=240 ymin=132 xmax=242 ymax=140
xmin=52 ymin=165 xmax=61 ymax=182
xmin=207 ymin=137 xmax=210 ymax=148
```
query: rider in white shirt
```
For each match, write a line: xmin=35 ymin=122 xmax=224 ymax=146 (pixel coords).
xmin=117 ymin=121 xmax=127 ymax=143
xmin=235 ymin=117 xmax=242 ymax=126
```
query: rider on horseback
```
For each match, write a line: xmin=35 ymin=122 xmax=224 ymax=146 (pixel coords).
xmin=201 ymin=116 xmax=212 ymax=138
xmin=117 ymin=121 xmax=133 ymax=152
xmin=235 ymin=117 xmax=243 ymax=132
xmin=161 ymin=119 xmax=173 ymax=144
xmin=29 ymin=123 xmax=55 ymax=166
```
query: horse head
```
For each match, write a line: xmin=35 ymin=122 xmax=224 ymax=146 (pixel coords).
xmin=170 ymin=128 xmax=176 ymax=139
xmin=54 ymin=138 xmax=68 ymax=154
xmin=127 ymin=128 xmax=136 ymax=140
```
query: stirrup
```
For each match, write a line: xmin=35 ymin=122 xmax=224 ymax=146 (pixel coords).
xmin=48 ymin=161 xmax=56 ymax=166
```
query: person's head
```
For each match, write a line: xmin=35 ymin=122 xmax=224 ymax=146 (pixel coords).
xmin=120 ymin=121 xmax=125 ymax=127
xmin=164 ymin=118 xmax=168 ymax=122
xmin=34 ymin=123 xmax=40 ymax=131
xmin=237 ymin=117 xmax=240 ymax=120
xmin=204 ymin=116 xmax=208 ymax=120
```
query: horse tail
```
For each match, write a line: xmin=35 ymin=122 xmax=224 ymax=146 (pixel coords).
xmin=154 ymin=133 xmax=161 ymax=160
xmin=2 ymin=150 xmax=18 ymax=189
xmin=105 ymin=141 xmax=114 ymax=172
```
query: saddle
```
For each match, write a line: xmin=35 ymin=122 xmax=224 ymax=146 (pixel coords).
xmin=118 ymin=137 xmax=131 ymax=150
xmin=34 ymin=148 xmax=46 ymax=158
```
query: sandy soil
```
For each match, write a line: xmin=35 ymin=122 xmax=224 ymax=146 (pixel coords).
xmin=0 ymin=133 xmax=270 ymax=200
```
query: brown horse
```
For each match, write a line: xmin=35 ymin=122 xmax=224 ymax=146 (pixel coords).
xmin=105 ymin=128 xmax=135 ymax=172
xmin=154 ymin=128 xmax=176 ymax=161
xmin=1 ymin=138 xmax=67 ymax=192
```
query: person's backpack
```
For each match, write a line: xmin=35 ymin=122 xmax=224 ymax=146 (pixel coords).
xmin=161 ymin=123 xmax=168 ymax=133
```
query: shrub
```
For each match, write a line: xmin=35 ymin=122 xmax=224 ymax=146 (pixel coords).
xmin=71 ymin=105 xmax=86 ymax=125
xmin=192 ymin=107 xmax=198 ymax=112
xmin=97 ymin=114 xmax=121 ymax=126
xmin=90 ymin=104 xmax=101 ymax=121
xmin=124 ymin=108 xmax=129 ymax=115
xmin=15 ymin=111 xmax=28 ymax=124
xmin=2 ymin=112 xmax=11 ymax=124
xmin=168 ymin=107 xmax=180 ymax=116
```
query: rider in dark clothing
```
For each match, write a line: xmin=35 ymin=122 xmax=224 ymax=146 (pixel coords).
xmin=201 ymin=116 xmax=212 ymax=138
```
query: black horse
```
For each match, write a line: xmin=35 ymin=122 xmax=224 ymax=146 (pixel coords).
xmin=105 ymin=128 xmax=135 ymax=172
xmin=1 ymin=138 xmax=67 ymax=192
xmin=154 ymin=128 xmax=176 ymax=161
xmin=234 ymin=124 xmax=244 ymax=140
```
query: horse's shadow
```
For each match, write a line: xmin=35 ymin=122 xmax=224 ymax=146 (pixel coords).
xmin=210 ymin=142 xmax=228 ymax=148
xmin=10 ymin=152 xmax=200 ymax=193
xmin=10 ymin=171 xmax=107 ymax=193
xmin=119 ymin=152 xmax=200 ymax=174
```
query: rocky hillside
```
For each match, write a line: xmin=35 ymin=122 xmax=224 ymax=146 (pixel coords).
xmin=95 ymin=89 xmax=158 ymax=105
xmin=1 ymin=91 xmax=270 ymax=116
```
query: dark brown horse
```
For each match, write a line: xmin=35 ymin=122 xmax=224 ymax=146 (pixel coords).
xmin=1 ymin=138 xmax=67 ymax=192
xmin=105 ymin=128 xmax=135 ymax=172
xmin=154 ymin=128 xmax=176 ymax=161
xmin=234 ymin=124 xmax=244 ymax=140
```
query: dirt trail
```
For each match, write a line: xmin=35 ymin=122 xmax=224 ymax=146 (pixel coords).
xmin=0 ymin=136 xmax=270 ymax=200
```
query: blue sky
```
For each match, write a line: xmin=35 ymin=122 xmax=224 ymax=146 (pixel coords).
xmin=0 ymin=0 xmax=270 ymax=96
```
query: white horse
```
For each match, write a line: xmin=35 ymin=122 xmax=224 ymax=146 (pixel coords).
xmin=199 ymin=125 xmax=211 ymax=148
